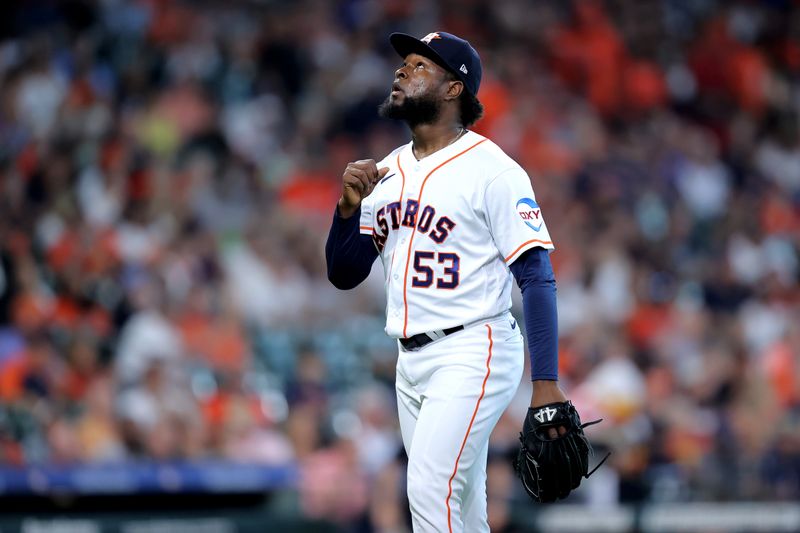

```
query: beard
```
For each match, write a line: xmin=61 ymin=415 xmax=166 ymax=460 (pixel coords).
xmin=378 ymin=91 xmax=442 ymax=127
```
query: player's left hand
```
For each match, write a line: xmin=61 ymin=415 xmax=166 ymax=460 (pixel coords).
xmin=514 ymin=400 xmax=607 ymax=503
xmin=514 ymin=382 xmax=609 ymax=503
xmin=530 ymin=380 xmax=568 ymax=439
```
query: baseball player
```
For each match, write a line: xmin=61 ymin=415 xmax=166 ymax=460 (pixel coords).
xmin=326 ymin=31 xmax=587 ymax=531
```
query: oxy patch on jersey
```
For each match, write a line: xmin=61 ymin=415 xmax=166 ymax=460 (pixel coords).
xmin=516 ymin=198 xmax=542 ymax=231
xmin=372 ymin=198 xmax=456 ymax=252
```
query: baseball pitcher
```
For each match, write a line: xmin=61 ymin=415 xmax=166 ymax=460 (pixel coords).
xmin=326 ymin=31 xmax=602 ymax=532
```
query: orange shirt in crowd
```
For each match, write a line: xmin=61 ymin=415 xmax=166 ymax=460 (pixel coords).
xmin=177 ymin=313 xmax=248 ymax=372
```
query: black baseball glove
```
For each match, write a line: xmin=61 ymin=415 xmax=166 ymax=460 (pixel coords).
xmin=513 ymin=400 xmax=607 ymax=503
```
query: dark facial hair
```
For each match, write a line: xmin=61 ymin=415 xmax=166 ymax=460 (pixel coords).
xmin=378 ymin=90 xmax=442 ymax=127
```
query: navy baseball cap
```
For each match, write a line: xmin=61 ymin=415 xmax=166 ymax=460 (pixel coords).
xmin=389 ymin=31 xmax=482 ymax=97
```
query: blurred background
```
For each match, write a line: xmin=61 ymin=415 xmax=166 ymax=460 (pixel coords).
xmin=0 ymin=0 xmax=799 ymax=531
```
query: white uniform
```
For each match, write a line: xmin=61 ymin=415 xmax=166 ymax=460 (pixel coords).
xmin=360 ymin=130 xmax=554 ymax=335
xmin=357 ymin=130 xmax=555 ymax=532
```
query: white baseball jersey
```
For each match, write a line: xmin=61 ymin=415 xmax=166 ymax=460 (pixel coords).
xmin=358 ymin=130 xmax=555 ymax=339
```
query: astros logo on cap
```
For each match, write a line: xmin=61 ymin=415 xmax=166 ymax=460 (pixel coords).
xmin=421 ymin=32 xmax=441 ymax=43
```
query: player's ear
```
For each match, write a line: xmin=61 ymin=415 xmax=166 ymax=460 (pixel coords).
xmin=445 ymin=79 xmax=464 ymax=101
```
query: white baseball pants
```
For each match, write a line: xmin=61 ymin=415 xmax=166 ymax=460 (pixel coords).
xmin=395 ymin=312 xmax=524 ymax=532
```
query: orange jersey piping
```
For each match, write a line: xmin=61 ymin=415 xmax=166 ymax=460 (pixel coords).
xmin=503 ymin=239 xmax=553 ymax=263
xmin=401 ymin=139 xmax=487 ymax=338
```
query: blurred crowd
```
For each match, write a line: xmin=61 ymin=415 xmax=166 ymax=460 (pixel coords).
xmin=0 ymin=0 xmax=799 ymax=530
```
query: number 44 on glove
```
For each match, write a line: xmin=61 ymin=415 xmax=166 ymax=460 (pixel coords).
xmin=514 ymin=400 xmax=610 ymax=503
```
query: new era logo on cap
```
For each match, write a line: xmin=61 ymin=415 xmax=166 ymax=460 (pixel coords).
xmin=389 ymin=31 xmax=483 ymax=96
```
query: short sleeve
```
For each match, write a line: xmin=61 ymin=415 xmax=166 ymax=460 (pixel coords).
xmin=483 ymin=167 xmax=555 ymax=264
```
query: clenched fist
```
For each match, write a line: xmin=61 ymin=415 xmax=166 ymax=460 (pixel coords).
xmin=338 ymin=159 xmax=389 ymax=219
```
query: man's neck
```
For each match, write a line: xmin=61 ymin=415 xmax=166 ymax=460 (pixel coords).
xmin=410 ymin=122 xmax=465 ymax=160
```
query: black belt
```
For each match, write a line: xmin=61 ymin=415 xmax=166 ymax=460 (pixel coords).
xmin=399 ymin=325 xmax=464 ymax=351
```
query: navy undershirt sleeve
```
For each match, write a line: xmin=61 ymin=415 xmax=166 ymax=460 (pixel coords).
xmin=508 ymin=247 xmax=559 ymax=381
xmin=325 ymin=205 xmax=379 ymax=290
